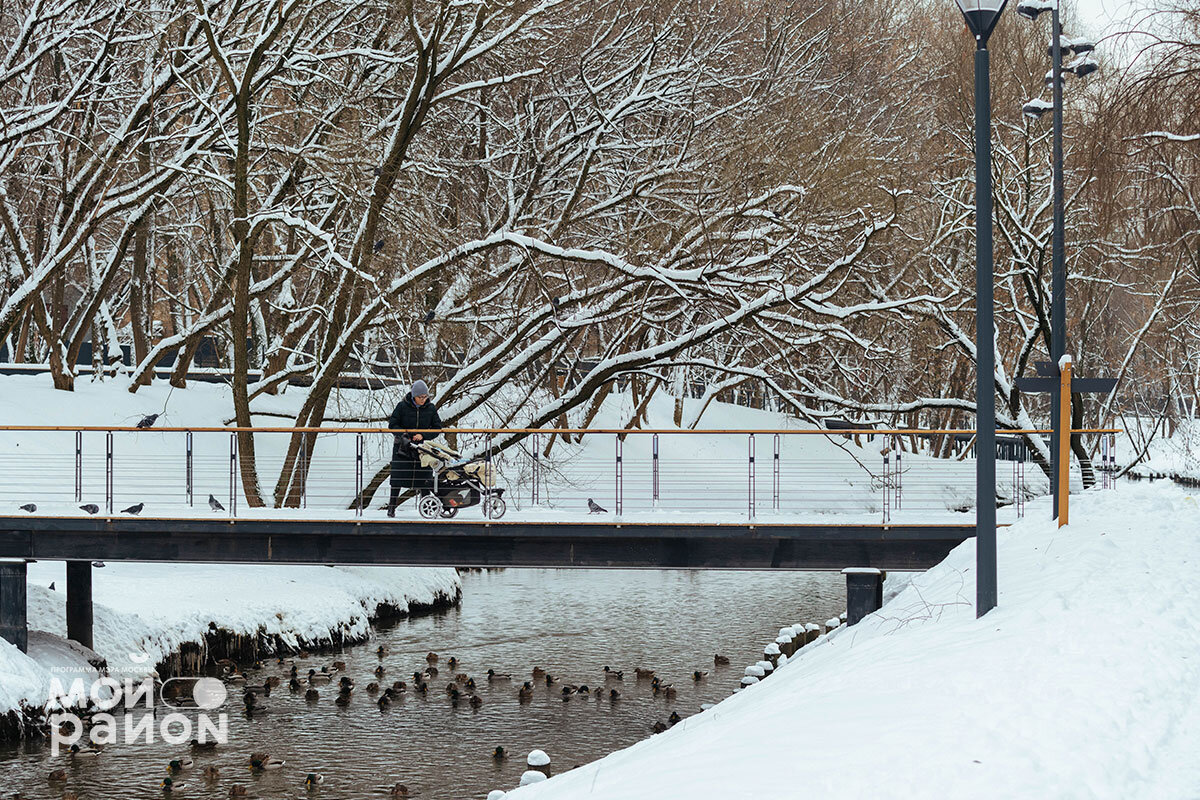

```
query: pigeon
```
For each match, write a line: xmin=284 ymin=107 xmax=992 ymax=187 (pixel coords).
xmin=587 ymin=498 xmax=607 ymax=514
xmin=92 ymin=561 xmax=106 ymax=568
xmin=48 ymin=582 xmax=55 ymax=591
xmin=136 ymin=413 xmax=159 ymax=429
xmin=80 ymin=504 xmax=99 ymax=515
xmin=19 ymin=503 xmax=36 ymax=513
xmin=120 ymin=503 xmax=144 ymax=515
xmin=208 ymin=494 xmax=225 ymax=512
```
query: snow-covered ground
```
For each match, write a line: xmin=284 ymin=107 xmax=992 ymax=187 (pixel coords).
xmin=497 ymin=482 xmax=1200 ymax=800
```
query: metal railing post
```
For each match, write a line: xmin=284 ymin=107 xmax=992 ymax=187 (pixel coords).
xmin=185 ymin=431 xmax=194 ymax=507
xmin=229 ymin=432 xmax=238 ymax=517
xmin=882 ymin=441 xmax=890 ymax=524
xmin=485 ymin=434 xmax=495 ymax=518
xmin=895 ymin=436 xmax=903 ymax=510
xmin=105 ymin=431 xmax=113 ymax=515
xmin=748 ymin=433 xmax=756 ymax=520
xmin=652 ymin=433 xmax=659 ymax=506
xmin=531 ymin=433 xmax=540 ymax=506
xmin=355 ymin=433 xmax=364 ymax=516
xmin=75 ymin=431 xmax=82 ymax=503
xmin=772 ymin=433 xmax=780 ymax=512
xmin=615 ymin=435 xmax=623 ymax=517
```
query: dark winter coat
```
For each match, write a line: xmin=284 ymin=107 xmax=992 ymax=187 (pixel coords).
xmin=388 ymin=393 xmax=443 ymax=489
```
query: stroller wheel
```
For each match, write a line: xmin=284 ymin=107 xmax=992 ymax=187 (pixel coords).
xmin=417 ymin=494 xmax=444 ymax=520
xmin=482 ymin=496 xmax=507 ymax=520
xmin=439 ymin=506 xmax=459 ymax=519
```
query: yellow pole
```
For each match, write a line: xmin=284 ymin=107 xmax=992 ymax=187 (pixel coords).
xmin=1057 ymin=356 xmax=1072 ymax=527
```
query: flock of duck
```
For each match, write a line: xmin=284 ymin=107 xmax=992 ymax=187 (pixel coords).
xmin=42 ymin=647 xmax=735 ymax=797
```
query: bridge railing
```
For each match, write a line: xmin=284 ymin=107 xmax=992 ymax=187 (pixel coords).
xmin=0 ymin=426 xmax=1120 ymax=523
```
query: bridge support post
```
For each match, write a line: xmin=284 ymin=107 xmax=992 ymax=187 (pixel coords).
xmin=0 ymin=559 xmax=28 ymax=653
xmin=66 ymin=560 xmax=94 ymax=650
xmin=842 ymin=567 xmax=883 ymax=626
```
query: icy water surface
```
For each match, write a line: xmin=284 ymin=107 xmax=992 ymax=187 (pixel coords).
xmin=0 ymin=569 xmax=843 ymax=799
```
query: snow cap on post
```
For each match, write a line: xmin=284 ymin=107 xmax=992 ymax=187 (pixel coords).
xmin=526 ymin=749 xmax=550 ymax=767
xmin=954 ymin=0 xmax=1008 ymax=45
xmin=520 ymin=771 xmax=548 ymax=786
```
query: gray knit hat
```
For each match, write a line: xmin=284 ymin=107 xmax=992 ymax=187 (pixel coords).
xmin=411 ymin=379 xmax=429 ymax=397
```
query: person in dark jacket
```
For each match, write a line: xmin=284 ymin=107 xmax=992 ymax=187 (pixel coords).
xmin=386 ymin=380 xmax=443 ymax=516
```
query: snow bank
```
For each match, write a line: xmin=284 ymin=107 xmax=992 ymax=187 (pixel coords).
xmin=507 ymin=483 xmax=1200 ymax=799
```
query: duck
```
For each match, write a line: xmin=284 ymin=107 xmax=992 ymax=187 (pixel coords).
xmin=289 ymin=677 xmax=304 ymax=692
xmin=609 ymin=689 xmax=621 ymax=700
xmin=378 ymin=694 xmax=392 ymax=709
xmin=376 ymin=645 xmax=387 ymax=658
xmin=518 ymin=682 xmax=534 ymax=701
xmin=249 ymin=753 xmax=285 ymax=771
xmin=603 ymin=666 xmax=624 ymax=680
xmin=487 ymin=669 xmax=511 ymax=682
xmin=693 ymin=670 xmax=709 ymax=681
xmin=331 ymin=660 xmax=346 ymax=671
xmin=561 ymin=685 xmax=577 ymax=697
xmin=276 ymin=656 xmax=294 ymax=666
xmin=70 ymin=743 xmax=101 ymax=758
xmin=266 ymin=675 xmax=281 ymax=688
xmin=216 ymin=658 xmax=238 ymax=672
xmin=307 ymin=669 xmax=330 ymax=685
xmin=202 ymin=766 xmax=220 ymax=780
xmin=531 ymin=666 xmax=546 ymax=679
xmin=374 ymin=665 xmax=386 ymax=679
xmin=577 ymin=684 xmax=589 ymax=693
xmin=668 ymin=711 xmax=682 ymax=726
xmin=226 ymin=672 xmax=247 ymax=685
xmin=261 ymin=680 xmax=272 ymax=697
xmin=468 ymin=694 xmax=482 ymax=709
xmin=714 ymin=654 xmax=730 ymax=666
xmin=339 ymin=676 xmax=355 ymax=690
xmin=389 ymin=784 xmax=413 ymax=798
xmin=465 ymin=678 xmax=476 ymax=691
xmin=423 ymin=666 xmax=438 ymax=678
xmin=290 ymin=664 xmax=299 ymax=677
xmin=414 ymin=681 xmax=428 ymax=696
xmin=412 ymin=671 xmax=425 ymax=683
xmin=190 ymin=739 xmax=218 ymax=751
xmin=304 ymin=773 xmax=324 ymax=786
xmin=228 ymin=786 xmax=247 ymax=798
xmin=454 ymin=673 xmax=470 ymax=684
xmin=47 ymin=768 xmax=67 ymax=781
xmin=367 ymin=682 xmax=380 ymax=694
xmin=425 ymin=652 xmax=438 ymax=663
xmin=161 ymin=776 xmax=187 ymax=791
xmin=493 ymin=746 xmax=506 ymax=761
xmin=305 ymin=688 xmax=320 ymax=701
xmin=651 ymin=720 xmax=668 ymax=733
xmin=251 ymin=660 xmax=265 ymax=670
xmin=335 ymin=691 xmax=352 ymax=707
xmin=663 ymin=686 xmax=677 ymax=699
xmin=593 ymin=687 xmax=604 ymax=698
xmin=544 ymin=673 xmax=558 ymax=686
xmin=392 ymin=681 xmax=407 ymax=692
xmin=634 ymin=668 xmax=655 ymax=679
xmin=167 ymin=756 xmax=194 ymax=771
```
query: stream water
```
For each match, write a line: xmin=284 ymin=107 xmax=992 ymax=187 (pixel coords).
xmin=0 ymin=568 xmax=844 ymax=799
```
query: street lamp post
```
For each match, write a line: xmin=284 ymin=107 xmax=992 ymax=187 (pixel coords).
xmin=953 ymin=0 xmax=1007 ymax=617
xmin=1018 ymin=0 xmax=1098 ymax=520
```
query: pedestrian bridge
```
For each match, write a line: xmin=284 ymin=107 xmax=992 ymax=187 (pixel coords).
xmin=0 ymin=424 xmax=1118 ymax=653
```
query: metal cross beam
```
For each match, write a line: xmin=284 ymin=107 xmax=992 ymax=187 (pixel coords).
xmin=1015 ymin=358 xmax=1115 ymax=525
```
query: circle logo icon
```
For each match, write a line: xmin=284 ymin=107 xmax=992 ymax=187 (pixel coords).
xmin=192 ymin=678 xmax=227 ymax=710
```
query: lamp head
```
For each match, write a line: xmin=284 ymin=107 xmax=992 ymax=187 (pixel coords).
xmin=955 ymin=0 xmax=1009 ymax=44
xmin=1016 ymin=0 xmax=1054 ymax=21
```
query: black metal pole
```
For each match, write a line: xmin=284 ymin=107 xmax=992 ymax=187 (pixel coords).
xmin=1050 ymin=4 xmax=1066 ymax=519
xmin=974 ymin=43 xmax=998 ymax=617
xmin=66 ymin=560 xmax=94 ymax=649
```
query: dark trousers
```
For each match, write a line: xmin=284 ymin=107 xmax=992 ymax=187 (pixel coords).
xmin=388 ymin=454 xmax=434 ymax=510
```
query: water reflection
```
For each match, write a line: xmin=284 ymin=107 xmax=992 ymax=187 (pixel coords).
xmin=0 ymin=569 xmax=843 ymax=799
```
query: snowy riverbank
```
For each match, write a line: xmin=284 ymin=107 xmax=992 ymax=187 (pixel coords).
xmin=501 ymin=482 xmax=1200 ymax=800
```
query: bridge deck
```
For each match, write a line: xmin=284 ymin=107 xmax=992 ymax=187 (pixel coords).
xmin=0 ymin=516 xmax=976 ymax=570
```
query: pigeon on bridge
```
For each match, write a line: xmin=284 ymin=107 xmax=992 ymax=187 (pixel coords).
xmin=121 ymin=503 xmax=144 ymax=515
xmin=587 ymin=498 xmax=607 ymax=514
xmin=19 ymin=503 xmax=36 ymax=513
xmin=80 ymin=504 xmax=100 ymax=515
xmin=209 ymin=494 xmax=225 ymax=512
xmin=136 ymin=413 xmax=159 ymax=429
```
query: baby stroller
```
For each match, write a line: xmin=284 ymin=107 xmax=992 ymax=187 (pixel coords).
xmin=413 ymin=440 xmax=507 ymax=519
